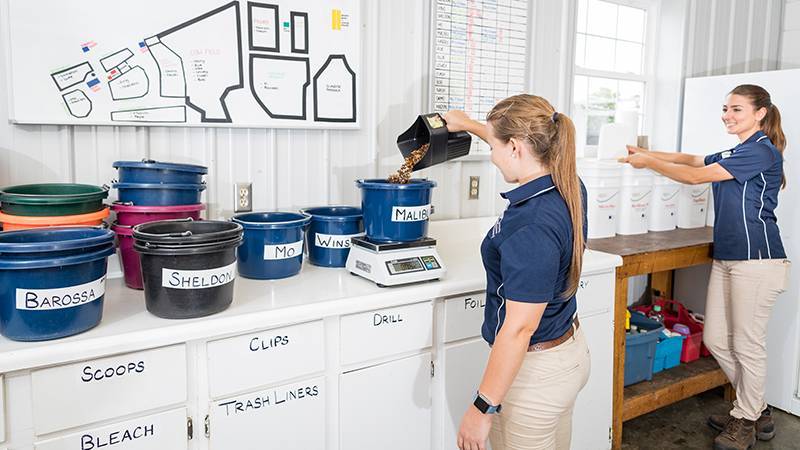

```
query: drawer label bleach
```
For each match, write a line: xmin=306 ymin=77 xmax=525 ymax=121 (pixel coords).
xmin=16 ymin=275 xmax=106 ymax=311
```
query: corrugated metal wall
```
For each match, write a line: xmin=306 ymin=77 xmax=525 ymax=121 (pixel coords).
xmin=781 ymin=0 xmax=800 ymax=68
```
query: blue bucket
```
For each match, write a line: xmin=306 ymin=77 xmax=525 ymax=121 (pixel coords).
xmin=113 ymin=160 xmax=208 ymax=184
xmin=113 ymin=182 xmax=206 ymax=206
xmin=0 ymin=227 xmax=115 ymax=341
xmin=231 ymin=212 xmax=311 ymax=279
xmin=300 ymin=206 xmax=363 ymax=267
xmin=356 ymin=179 xmax=436 ymax=242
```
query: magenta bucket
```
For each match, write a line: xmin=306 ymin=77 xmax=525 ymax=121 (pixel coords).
xmin=112 ymin=203 xmax=205 ymax=226
xmin=112 ymin=223 xmax=143 ymax=290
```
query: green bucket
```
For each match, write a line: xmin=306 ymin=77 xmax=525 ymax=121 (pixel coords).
xmin=0 ymin=183 xmax=109 ymax=216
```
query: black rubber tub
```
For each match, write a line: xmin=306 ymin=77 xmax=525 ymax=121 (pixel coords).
xmin=133 ymin=219 xmax=243 ymax=319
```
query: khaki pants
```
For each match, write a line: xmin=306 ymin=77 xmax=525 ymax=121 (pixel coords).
xmin=489 ymin=324 xmax=591 ymax=450
xmin=703 ymin=258 xmax=791 ymax=421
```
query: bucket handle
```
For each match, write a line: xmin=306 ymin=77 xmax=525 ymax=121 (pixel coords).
xmin=113 ymin=201 xmax=135 ymax=206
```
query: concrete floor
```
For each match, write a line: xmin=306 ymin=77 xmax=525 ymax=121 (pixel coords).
xmin=622 ymin=388 xmax=800 ymax=450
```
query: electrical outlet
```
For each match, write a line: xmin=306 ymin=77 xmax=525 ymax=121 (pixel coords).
xmin=468 ymin=176 xmax=480 ymax=200
xmin=235 ymin=182 xmax=252 ymax=212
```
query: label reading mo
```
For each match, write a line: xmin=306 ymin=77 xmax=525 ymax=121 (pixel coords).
xmin=392 ymin=204 xmax=431 ymax=222
xmin=264 ymin=240 xmax=304 ymax=259
xmin=162 ymin=262 xmax=236 ymax=289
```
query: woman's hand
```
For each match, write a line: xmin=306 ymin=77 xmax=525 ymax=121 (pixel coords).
xmin=457 ymin=406 xmax=492 ymax=450
xmin=619 ymin=152 xmax=651 ymax=169
xmin=626 ymin=145 xmax=649 ymax=155
xmin=443 ymin=110 xmax=474 ymax=133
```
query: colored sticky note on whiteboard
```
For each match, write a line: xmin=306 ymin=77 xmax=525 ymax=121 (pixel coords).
xmin=332 ymin=9 xmax=342 ymax=30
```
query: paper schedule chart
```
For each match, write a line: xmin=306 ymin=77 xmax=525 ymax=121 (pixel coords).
xmin=431 ymin=0 xmax=528 ymax=152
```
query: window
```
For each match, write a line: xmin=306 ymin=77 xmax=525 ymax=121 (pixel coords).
xmin=572 ymin=0 xmax=654 ymax=153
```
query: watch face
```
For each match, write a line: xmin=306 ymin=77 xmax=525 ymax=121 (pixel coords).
xmin=474 ymin=394 xmax=490 ymax=414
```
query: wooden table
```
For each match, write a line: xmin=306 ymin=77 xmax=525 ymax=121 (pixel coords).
xmin=588 ymin=227 xmax=731 ymax=449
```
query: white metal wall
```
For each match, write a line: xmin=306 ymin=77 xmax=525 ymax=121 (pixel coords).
xmin=780 ymin=0 xmax=800 ymax=68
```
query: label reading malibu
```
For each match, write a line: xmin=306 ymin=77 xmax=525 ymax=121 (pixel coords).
xmin=16 ymin=276 xmax=106 ymax=311
xmin=264 ymin=240 xmax=304 ymax=260
xmin=162 ymin=262 xmax=236 ymax=290
xmin=314 ymin=232 xmax=363 ymax=249
xmin=392 ymin=204 xmax=431 ymax=222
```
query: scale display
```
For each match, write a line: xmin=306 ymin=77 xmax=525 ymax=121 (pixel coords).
xmin=386 ymin=257 xmax=425 ymax=275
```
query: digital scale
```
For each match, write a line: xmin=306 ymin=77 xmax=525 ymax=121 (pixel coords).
xmin=345 ymin=236 xmax=446 ymax=287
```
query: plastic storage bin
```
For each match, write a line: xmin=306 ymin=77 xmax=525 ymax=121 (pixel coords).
xmin=113 ymin=160 xmax=208 ymax=184
xmin=577 ymin=159 xmax=621 ymax=239
xmin=634 ymin=298 xmax=710 ymax=362
xmin=0 ymin=183 xmax=109 ymax=216
xmin=232 ymin=212 xmax=311 ymax=280
xmin=653 ymin=332 xmax=686 ymax=373
xmin=113 ymin=182 xmax=206 ymax=206
xmin=0 ymin=207 xmax=109 ymax=231
xmin=648 ymin=173 xmax=680 ymax=232
xmin=625 ymin=312 xmax=664 ymax=386
xmin=300 ymin=206 xmax=363 ymax=268
xmin=617 ymin=166 xmax=653 ymax=235
xmin=111 ymin=203 xmax=205 ymax=226
xmin=356 ymin=179 xmax=436 ymax=242
xmin=677 ymin=183 xmax=710 ymax=229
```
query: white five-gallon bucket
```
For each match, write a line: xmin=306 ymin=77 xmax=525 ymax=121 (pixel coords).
xmin=618 ymin=165 xmax=653 ymax=235
xmin=577 ymin=159 xmax=621 ymax=239
xmin=677 ymin=183 xmax=711 ymax=229
xmin=648 ymin=173 xmax=680 ymax=232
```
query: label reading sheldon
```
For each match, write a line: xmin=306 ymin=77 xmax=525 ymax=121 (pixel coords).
xmin=162 ymin=262 xmax=236 ymax=290
xmin=264 ymin=240 xmax=304 ymax=260
xmin=314 ymin=232 xmax=363 ymax=249
xmin=16 ymin=275 xmax=106 ymax=311
xmin=391 ymin=204 xmax=431 ymax=222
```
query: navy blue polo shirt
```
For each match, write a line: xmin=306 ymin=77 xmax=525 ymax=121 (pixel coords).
xmin=704 ymin=130 xmax=786 ymax=260
xmin=480 ymin=174 xmax=588 ymax=346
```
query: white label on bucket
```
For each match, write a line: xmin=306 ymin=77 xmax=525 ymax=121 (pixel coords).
xmin=16 ymin=275 xmax=106 ymax=311
xmin=162 ymin=262 xmax=236 ymax=290
xmin=391 ymin=204 xmax=431 ymax=222
xmin=314 ymin=232 xmax=364 ymax=249
xmin=264 ymin=240 xmax=304 ymax=260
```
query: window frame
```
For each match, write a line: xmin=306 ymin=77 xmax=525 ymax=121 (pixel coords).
xmin=571 ymin=0 xmax=659 ymax=151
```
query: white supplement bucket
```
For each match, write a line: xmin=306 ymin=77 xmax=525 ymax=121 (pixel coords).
xmin=677 ymin=183 xmax=710 ymax=229
xmin=648 ymin=173 xmax=680 ymax=232
xmin=578 ymin=159 xmax=621 ymax=239
xmin=617 ymin=165 xmax=653 ymax=235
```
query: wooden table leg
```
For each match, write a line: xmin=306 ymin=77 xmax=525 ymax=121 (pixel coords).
xmin=651 ymin=270 xmax=674 ymax=299
xmin=613 ymin=274 xmax=629 ymax=449
xmin=724 ymin=384 xmax=737 ymax=402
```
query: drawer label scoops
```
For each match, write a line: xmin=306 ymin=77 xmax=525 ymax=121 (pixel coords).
xmin=16 ymin=275 xmax=106 ymax=311
xmin=162 ymin=262 xmax=236 ymax=289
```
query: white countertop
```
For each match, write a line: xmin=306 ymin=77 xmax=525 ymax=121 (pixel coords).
xmin=0 ymin=217 xmax=622 ymax=373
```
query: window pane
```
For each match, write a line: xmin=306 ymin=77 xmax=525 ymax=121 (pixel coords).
xmin=614 ymin=41 xmax=643 ymax=74
xmin=618 ymin=80 xmax=644 ymax=111
xmin=575 ymin=34 xmax=586 ymax=67
xmin=587 ymin=114 xmax=614 ymax=145
xmin=585 ymin=35 xmax=616 ymax=72
xmin=617 ymin=5 xmax=645 ymax=43
xmin=586 ymin=0 xmax=617 ymax=38
xmin=573 ymin=75 xmax=588 ymax=106
xmin=587 ymin=77 xmax=618 ymax=113
xmin=577 ymin=0 xmax=588 ymax=33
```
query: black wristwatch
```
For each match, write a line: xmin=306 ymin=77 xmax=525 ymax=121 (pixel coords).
xmin=473 ymin=391 xmax=502 ymax=414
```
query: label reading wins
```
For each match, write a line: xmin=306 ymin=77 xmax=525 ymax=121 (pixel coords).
xmin=162 ymin=262 xmax=236 ymax=290
xmin=16 ymin=276 xmax=106 ymax=311
xmin=314 ymin=232 xmax=363 ymax=249
xmin=391 ymin=204 xmax=431 ymax=222
xmin=264 ymin=240 xmax=304 ymax=260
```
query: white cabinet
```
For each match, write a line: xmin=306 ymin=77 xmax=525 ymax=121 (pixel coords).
xmin=572 ymin=313 xmax=613 ymax=450
xmin=340 ymin=353 xmax=432 ymax=450
xmin=443 ymin=292 xmax=485 ymax=342
xmin=31 ymin=345 xmax=187 ymax=435
xmin=206 ymin=320 xmax=325 ymax=398
xmin=441 ymin=339 xmax=490 ymax=450
xmin=34 ymin=408 xmax=188 ymax=450
xmin=340 ymin=301 xmax=432 ymax=366
xmin=209 ymin=377 xmax=325 ymax=450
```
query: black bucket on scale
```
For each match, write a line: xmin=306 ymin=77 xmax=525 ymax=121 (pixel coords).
xmin=396 ymin=113 xmax=472 ymax=171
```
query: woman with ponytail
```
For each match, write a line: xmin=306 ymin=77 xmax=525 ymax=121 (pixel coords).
xmin=445 ymin=94 xmax=589 ymax=450
xmin=621 ymin=84 xmax=789 ymax=450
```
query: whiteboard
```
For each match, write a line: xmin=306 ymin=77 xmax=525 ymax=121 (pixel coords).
xmin=4 ymin=0 xmax=360 ymax=128
xmin=681 ymin=69 xmax=800 ymax=415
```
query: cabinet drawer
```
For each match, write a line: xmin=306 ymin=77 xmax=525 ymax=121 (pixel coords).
xmin=207 ymin=320 xmax=325 ymax=398
xmin=340 ymin=301 xmax=432 ymax=366
xmin=443 ymin=292 xmax=485 ymax=342
xmin=35 ymin=407 xmax=188 ymax=450
xmin=209 ymin=377 xmax=325 ymax=450
xmin=31 ymin=345 xmax=187 ymax=435
xmin=576 ymin=271 xmax=615 ymax=318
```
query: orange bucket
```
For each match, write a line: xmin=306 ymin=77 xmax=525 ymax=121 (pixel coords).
xmin=0 ymin=207 xmax=109 ymax=231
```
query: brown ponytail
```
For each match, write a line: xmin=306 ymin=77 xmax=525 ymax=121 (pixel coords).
xmin=487 ymin=95 xmax=584 ymax=299
xmin=729 ymin=84 xmax=787 ymax=188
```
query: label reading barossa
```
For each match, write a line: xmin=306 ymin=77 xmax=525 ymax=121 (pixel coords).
xmin=162 ymin=262 xmax=236 ymax=289
xmin=16 ymin=276 xmax=106 ymax=311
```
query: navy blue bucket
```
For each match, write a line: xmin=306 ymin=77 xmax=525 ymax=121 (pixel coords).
xmin=300 ymin=206 xmax=363 ymax=267
xmin=113 ymin=160 xmax=208 ymax=184
xmin=0 ymin=227 xmax=115 ymax=341
xmin=356 ymin=179 xmax=436 ymax=242
xmin=113 ymin=182 xmax=206 ymax=206
xmin=232 ymin=212 xmax=311 ymax=279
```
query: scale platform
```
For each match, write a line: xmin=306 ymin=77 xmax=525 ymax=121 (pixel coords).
xmin=345 ymin=236 xmax=446 ymax=287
